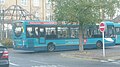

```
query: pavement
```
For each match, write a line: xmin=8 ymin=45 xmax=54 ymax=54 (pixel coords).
xmin=61 ymin=45 xmax=120 ymax=62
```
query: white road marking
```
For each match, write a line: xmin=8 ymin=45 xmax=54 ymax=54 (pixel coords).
xmin=30 ymin=60 xmax=48 ymax=65
xmin=111 ymin=62 xmax=120 ymax=64
xmin=31 ymin=65 xmax=66 ymax=67
xmin=10 ymin=62 xmax=20 ymax=66
xmin=100 ymin=60 xmax=109 ymax=63
xmin=107 ymin=59 xmax=115 ymax=62
xmin=30 ymin=60 xmax=66 ymax=67
xmin=100 ymin=59 xmax=120 ymax=65
xmin=113 ymin=46 xmax=120 ymax=48
xmin=32 ymin=65 xmax=57 ymax=67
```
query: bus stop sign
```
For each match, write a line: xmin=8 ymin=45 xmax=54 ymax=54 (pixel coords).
xmin=99 ymin=22 xmax=105 ymax=32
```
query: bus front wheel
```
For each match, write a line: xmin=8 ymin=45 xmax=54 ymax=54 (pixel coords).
xmin=96 ymin=41 xmax=103 ymax=49
xmin=47 ymin=44 xmax=55 ymax=52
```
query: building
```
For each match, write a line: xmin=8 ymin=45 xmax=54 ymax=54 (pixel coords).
xmin=0 ymin=0 xmax=55 ymax=39
xmin=0 ymin=0 xmax=54 ymax=21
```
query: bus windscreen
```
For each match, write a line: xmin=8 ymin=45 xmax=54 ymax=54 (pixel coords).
xmin=13 ymin=22 xmax=23 ymax=37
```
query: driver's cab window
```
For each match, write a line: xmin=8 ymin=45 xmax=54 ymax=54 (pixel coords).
xmin=13 ymin=22 xmax=23 ymax=37
xmin=26 ymin=27 xmax=34 ymax=38
xmin=105 ymin=26 xmax=114 ymax=38
xmin=115 ymin=27 xmax=120 ymax=35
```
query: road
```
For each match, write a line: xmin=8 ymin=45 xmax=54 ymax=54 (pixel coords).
xmin=9 ymin=46 xmax=120 ymax=67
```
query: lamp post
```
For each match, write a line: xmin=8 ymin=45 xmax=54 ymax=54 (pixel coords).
xmin=0 ymin=6 xmax=2 ymax=40
xmin=16 ymin=0 xmax=17 ymax=5
xmin=30 ymin=0 xmax=32 ymax=19
xmin=0 ymin=5 xmax=4 ymax=40
xmin=16 ymin=0 xmax=18 ymax=20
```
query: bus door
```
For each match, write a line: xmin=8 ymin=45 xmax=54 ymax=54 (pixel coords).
xmin=39 ymin=28 xmax=46 ymax=44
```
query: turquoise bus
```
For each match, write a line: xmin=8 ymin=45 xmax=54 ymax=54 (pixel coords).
xmin=114 ymin=23 xmax=120 ymax=45
xmin=12 ymin=20 xmax=80 ymax=51
xmin=12 ymin=20 xmax=115 ymax=51
xmin=83 ymin=21 xmax=115 ymax=49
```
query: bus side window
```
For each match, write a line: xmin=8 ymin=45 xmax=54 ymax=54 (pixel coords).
xmin=87 ymin=28 xmax=93 ymax=38
xmin=83 ymin=28 xmax=87 ymax=39
xmin=35 ymin=27 xmax=39 ymax=37
xmin=39 ymin=28 xmax=45 ymax=37
xmin=60 ymin=34 xmax=63 ymax=38
xmin=70 ymin=27 xmax=79 ymax=38
xmin=50 ymin=31 xmax=56 ymax=38
xmin=58 ymin=27 xmax=69 ymax=38
xmin=46 ymin=27 xmax=56 ymax=39
xmin=51 ymin=31 xmax=55 ymax=35
xmin=71 ymin=32 xmax=75 ymax=38
xmin=58 ymin=29 xmax=62 ymax=38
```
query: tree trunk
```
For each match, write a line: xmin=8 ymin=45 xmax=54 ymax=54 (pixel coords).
xmin=79 ymin=25 xmax=84 ymax=51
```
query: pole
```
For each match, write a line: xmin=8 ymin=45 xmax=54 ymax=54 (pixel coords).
xmin=0 ymin=21 xmax=2 ymax=40
xmin=16 ymin=0 xmax=17 ymax=5
xmin=102 ymin=32 xmax=105 ymax=57
xmin=30 ymin=0 xmax=31 ymax=19
xmin=43 ymin=0 xmax=45 ymax=20
xmin=0 ymin=6 xmax=2 ymax=40
xmin=16 ymin=0 xmax=18 ymax=20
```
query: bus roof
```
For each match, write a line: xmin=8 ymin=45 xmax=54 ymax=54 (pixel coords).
xmin=13 ymin=20 xmax=79 ymax=26
xmin=13 ymin=20 xmax=57 ymax=25
xmin=114 ymin=23 xmax=120 ymax=27
xmin=103 ymin=21 xmax=114 ymax=25
xmin=13 ymin=20 xmax=56 ymax=22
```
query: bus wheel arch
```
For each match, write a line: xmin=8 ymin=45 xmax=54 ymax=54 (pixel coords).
xmin=96 ymin=41 xmax=103 ymax=49
xmin=47 ymin=42 xmax=56 ymax=52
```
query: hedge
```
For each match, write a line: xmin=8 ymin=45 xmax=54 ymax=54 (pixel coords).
xmin=0 ymin=38 xmax=13 ymax=48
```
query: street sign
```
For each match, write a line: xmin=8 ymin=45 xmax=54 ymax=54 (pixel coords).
xmin=99 ymin=22 xmax=105 ymax=32
xmin=99 ymin=22 xmax=106 ymax=57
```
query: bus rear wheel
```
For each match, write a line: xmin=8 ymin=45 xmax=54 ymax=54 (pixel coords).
xmin=47 ymin=44 xmax=55 ymax=52
xmin=96 ymin=41 xmax=103 ymax=49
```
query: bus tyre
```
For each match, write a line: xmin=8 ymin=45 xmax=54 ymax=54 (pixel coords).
xmin=96 ymin=41 xmax=103 ymax=49
xmin=47 ymin=44 xmax=55 ymax=52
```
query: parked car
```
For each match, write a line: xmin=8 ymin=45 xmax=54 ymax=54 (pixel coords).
xmin=0 ymin=43 xmax=9 ymax=67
